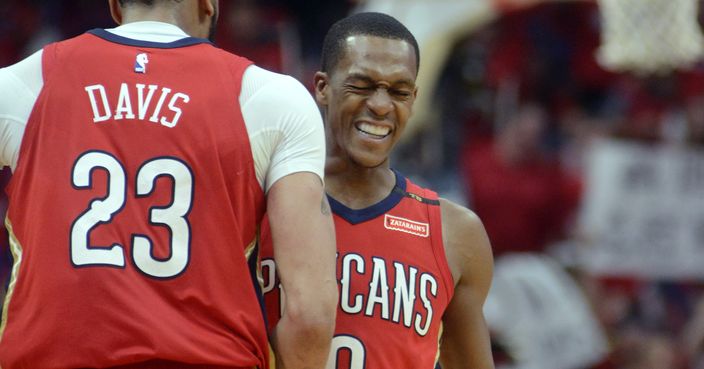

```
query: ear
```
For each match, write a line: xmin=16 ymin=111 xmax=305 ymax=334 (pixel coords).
xmin=200 ymin=0 xmax=216 ymax=18
xmin=409 ymin=86 xmax=419 ymax=114
xmin=108 ymin=0 xmax=123 ymax=25
xmin=314 ymin=71 xmax=330 ymax=106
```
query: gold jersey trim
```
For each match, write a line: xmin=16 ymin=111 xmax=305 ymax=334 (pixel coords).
xmin=434 ymin=321 xmax=444 ymax=366
xmin=247 ymin=227 xmax=268 ymax=296
xmin=245 ymin=234 xmax=265 ymax=290
xmin=268 ymin=343 xmax=277 ymax=369
xmin=245 ymin=235 xmax=257 ymax=260
xmin=0 ymin=217 xmax=23 ymax=345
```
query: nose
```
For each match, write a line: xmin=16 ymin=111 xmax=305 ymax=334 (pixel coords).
xmin=366 ymin=88 xmax=393 ymax=118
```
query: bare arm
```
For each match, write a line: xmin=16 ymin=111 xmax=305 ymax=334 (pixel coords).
xmin=267 ymin=172 xmax=338 ymax=369
xmin=438 ymin=198 xmax=495 ymax=369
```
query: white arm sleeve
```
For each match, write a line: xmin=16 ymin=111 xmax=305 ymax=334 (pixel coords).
xmin=240 ymin=66 xmax=326 ymax=193
xmin=0 ymin=50 xmax=44 ymax=170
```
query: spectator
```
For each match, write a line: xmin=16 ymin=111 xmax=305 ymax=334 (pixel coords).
xmin=461 ymin=103 xmax=582 ymax=256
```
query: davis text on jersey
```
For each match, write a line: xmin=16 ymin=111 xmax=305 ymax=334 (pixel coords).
xmin=84 ymin=83 xmax=190 ymax=128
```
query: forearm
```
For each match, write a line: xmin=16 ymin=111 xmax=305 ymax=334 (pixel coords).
xmin=267 ymin=172 xmax=338 ymax=369
xmin=440 ymin=319 xmax=495 ymax=369
xmin=272 ymin=297 xmax=337 ymax=369
xmin=271 ymin=217 xmax=337 ymax=369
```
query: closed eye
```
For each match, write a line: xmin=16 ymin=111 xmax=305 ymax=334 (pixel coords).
xmin=391 ymin=89 xmax=413 ymax=99
xmin=346 ymin=84 xmax=374 ymax=93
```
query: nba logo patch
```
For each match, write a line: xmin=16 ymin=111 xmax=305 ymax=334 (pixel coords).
xmin=134 ymin=52 xmax=149 ymax=73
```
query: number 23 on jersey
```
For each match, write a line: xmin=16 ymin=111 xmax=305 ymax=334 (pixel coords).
xmin=70 ymin=150 xmax=193 ymax=279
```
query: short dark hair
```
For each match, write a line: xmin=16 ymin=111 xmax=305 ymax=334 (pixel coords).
xmin=118 ymin=0 xmax=183 ymax=6
xmin=118 ymin=0 xmax=155 ymax=5
xmin=321 ymin=12 xmax=420 ymax=74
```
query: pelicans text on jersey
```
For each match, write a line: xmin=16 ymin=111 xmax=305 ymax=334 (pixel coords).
xmin=261 ymin=170 xmax=454 ymax=369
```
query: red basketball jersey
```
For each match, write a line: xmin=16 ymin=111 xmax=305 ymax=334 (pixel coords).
xmin=0 ymin=30 xmax=269 ymax=369
xmin=261 ymin=171 xmax=454 ymax=369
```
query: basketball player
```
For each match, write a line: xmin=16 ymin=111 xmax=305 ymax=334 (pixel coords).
xmin=0 ymin=1 xmax=337 ymax=368
xmin=261 ymin=12 xmax=495 ymax=369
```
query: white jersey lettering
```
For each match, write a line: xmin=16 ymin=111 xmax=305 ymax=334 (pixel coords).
xmin=136 ymin=83 xmax=158 ymax=120
xmin=415 ymin=273 xmax=437 ymax=337
xmin=392 ymin=262 xmax=418 ymax=328
xmin=365 ymin=257 xmax=390 ymax=320
xmin=83 ymin=83 xmax=189 ymax=128
xmin=341 ymin=253 xmax=365 ymax=314
xmin=85 ymin=84 xmax=111 ymax=123
xmin=162 ymin=92 xmax=190 ymax=128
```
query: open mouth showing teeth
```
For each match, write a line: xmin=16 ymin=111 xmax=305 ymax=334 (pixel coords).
xmin=356 ymin=122 xmax=391 ymax=139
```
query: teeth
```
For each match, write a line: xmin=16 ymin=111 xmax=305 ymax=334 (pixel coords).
xmin=357 ymin=122 xmax=391 ymax=137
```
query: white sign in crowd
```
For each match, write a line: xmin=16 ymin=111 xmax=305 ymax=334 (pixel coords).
xmin=484 ymin=253 xmax=608 ymax=369
xmin=578 ymin=139 xmax=704 ymax=279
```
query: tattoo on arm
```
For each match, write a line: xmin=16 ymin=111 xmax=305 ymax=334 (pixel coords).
xmin=321 ymin=197 xmax=331 ymax=215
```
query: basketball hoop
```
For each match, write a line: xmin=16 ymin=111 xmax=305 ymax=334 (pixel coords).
xmin=596 ymin=0 xmax=704 ymax=75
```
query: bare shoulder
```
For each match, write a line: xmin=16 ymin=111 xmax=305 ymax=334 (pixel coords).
xmin=439 ymin=198 xmax=485 ymax=240
xmin=437 ymin=199 xmax=495 ymax=369
xmin=438 ymin=198 xmax=493 ymax=286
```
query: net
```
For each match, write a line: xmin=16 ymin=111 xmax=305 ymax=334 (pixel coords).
xmin=596 ymin=0 xmax=704 ymax=75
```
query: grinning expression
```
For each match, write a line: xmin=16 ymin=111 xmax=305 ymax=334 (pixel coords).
xmin=318 ymin=35 xmax=418 ymax=169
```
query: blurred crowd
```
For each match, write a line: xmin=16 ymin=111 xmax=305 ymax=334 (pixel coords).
xmin=407 ymin=2 xmax=704 ymax=369
xmin=2 ymin=1 xmax=704 ymax=368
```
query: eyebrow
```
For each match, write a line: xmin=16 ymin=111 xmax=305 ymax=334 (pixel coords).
xmin=345 ymin=73 xmax=416 ymax=88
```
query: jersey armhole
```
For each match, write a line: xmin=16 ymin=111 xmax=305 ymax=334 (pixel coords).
xmin=41 ymin=43 xmax=59 ymax=83
xmin=426 ymin=189 xmax=456 ymax=302
xmin=223 ymin=53 xmax=262 ymax=199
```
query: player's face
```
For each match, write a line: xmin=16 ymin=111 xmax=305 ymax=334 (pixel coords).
xmin=318 ymin=35 xmax=418 ymax=169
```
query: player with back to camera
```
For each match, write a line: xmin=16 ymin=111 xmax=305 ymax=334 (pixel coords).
xmin=261 ymin=12 xmax=495 ymax=369
xmin=0 ymin=0 xmax=337 ymax=368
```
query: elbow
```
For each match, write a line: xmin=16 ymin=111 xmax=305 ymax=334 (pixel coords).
xmin=284 ymin=281 xmax=338 ymax=339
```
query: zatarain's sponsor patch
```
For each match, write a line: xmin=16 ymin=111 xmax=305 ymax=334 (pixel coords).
xmin=384 ymin=214 xmax=429 ymax=237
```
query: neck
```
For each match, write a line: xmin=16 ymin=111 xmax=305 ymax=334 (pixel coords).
xmin=121 ymin=6 xmax=176 ymax=23
xmin=325 ymin=158 xmax=396 ymax=210
xmin=119 ymin=4 xmax=196 ymax=36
